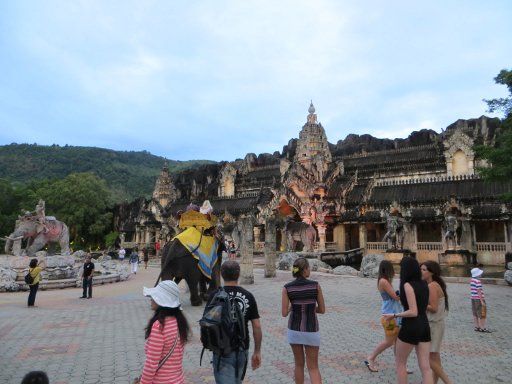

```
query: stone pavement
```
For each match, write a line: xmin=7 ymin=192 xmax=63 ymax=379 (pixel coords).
xmin=0 ymin=265 xmax=511 ymax=384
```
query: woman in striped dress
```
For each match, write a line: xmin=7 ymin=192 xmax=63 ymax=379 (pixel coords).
xmin=136 ymin=280 xmax=191 ymax=384
xmin=282 ymin=257 xmax=326 ymax=384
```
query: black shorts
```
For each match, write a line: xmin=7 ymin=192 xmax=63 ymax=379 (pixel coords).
xmin=398 ymin=317 xmax=431 ymax=345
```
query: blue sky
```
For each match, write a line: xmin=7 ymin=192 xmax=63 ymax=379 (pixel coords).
xmin=0 ymin=1 xmax=511 ymax=161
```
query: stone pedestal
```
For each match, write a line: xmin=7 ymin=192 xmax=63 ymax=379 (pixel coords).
xmin=439 ymin=250 xmax=476 ymax=266
xmin=384 ymin=249 xmax=415 ymax=264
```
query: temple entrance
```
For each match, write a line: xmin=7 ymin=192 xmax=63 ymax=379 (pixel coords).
xmin=345 ymin=224 xmax=360 ymax=250
xmin=474 ymin=221 xmax=505 ymax=242
xmin=366 ymin=223 xmax=385 ymax=242
xmin=417 ymin=222 xmax=442 ymax=242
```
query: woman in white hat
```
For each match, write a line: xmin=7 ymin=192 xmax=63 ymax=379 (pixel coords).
xmin=135 ymin=280 xmax=190 ymax=384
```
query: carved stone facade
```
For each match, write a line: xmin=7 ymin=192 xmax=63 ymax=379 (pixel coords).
xmin=114 ymin=105 xmax=512 ymax=268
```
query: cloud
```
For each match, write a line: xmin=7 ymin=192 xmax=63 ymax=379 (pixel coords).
xmin=0 ymin=0 xmax=511 ymax=160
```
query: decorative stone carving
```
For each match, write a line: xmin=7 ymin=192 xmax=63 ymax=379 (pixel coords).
xmin=218 ymin=163 xmax=237 ymax=197
xmin=382 ymin=203 xmax=405 ymax=250
xmin=444 ymin=129 xmax=475 ymax=176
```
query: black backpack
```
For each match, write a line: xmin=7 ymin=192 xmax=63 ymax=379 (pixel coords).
xmin=199 ymin=287 xmax=247 ymax=377
xmin=24 ymin=269 xmax=34 ymax=285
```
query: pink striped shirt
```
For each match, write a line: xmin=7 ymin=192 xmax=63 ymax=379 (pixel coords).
xmin=140 ymin=317 xmax=185 ymax=384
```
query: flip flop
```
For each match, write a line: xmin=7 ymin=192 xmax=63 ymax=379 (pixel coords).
xmin=364 ymin=360 xmax=378 ymax=372
xmin=480 ymin=328 xmax=492 ymax=333
xmin=474 ymin=327 xmax=482 ymax=332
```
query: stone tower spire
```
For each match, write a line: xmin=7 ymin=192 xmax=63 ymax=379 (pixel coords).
xmin=152 ymin=161 xmax=177 ymax=207
xmin=295 ymin=102 xmax=332 ymax=175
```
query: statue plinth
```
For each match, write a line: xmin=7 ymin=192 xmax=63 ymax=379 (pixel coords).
xmin=439 ymin=249 xmax=476 ymax=266
xmin=384 ymin=249 xmax=415 ymax=264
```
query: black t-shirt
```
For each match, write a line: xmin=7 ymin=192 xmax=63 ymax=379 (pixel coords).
xmin=83 ymin=262 xmax=95 ymax=278
xmin=208 ymin=286 xmax=259 ymax=349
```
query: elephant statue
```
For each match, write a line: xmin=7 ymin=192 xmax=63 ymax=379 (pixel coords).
xmin=4 ymin=214 xmax=70 ymax=256
xmin=158 ymin=227 xmax=225 ymax=306
xmin=284 ymin=219 xmax=317 ymax=252
xmin=443 ymin=213 xmax=461 ymax=250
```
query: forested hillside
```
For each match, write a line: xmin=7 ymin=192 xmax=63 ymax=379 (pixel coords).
xmin=0 ymin=143 xmax=214 ymax=201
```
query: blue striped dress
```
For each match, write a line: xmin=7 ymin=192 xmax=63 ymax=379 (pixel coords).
xmin=284 ymin=277 xmax=321 ymax=346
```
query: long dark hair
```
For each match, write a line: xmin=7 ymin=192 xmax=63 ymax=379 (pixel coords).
xmin=29 ymin=258 xmax=38 ymax=268
xmin=399 ymin=256 xmax=422 ymax=304
xmin=377 ymin=260 xmax=395 ymax=287
xmin=145 ymin=306 xmax=191 ymax=343
xmin=421 ymin=260 xmax=449 ymax=311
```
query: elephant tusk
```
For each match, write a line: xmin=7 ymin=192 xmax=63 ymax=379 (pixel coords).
xmin=1 ymin=235 xmax=23 ymax=241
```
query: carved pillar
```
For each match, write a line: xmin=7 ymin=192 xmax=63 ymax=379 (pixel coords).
xmin=403 ymin=222 xmax=417 ymax=251
xmin=253 ymin=226 xmax=261 ymax=242
xmin=145 ymin=229 xmax=151 ymax=245
xmin=240 ymin=217 xmax=255 ymax=285
xmin=333 ymin=224 xmax=346 ymax=252
xmin=279 ymin=229 xmax=286 ymax=251
xmin=264 ymin=217 xmax=277 ymax=278
xmin=506 ymin=221 xmax=512 ymax=253
xmin=317 ymin=224 xmax=326 ymax=252
xmin=359 ymin=224 xmax=367 ymax=250
xmin=134 ymin=228 xmax=139 ymax=244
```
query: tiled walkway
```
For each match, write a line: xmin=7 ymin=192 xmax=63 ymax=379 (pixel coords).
xmin=1 ymin=265 xmax=511 ymax=383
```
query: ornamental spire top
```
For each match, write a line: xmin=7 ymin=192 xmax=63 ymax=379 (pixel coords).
xmin=308 ymin=100 xmax=315 ymax=114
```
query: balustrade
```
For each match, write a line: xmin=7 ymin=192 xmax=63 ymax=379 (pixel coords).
xmin=417 ymin=242 xmax=443 ymax=251
xmin=366 ymin=242 xmax=388 ymax=251
xmin=476 ymin=242 xmax=507 ymax=252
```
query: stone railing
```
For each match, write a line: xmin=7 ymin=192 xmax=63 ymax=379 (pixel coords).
xmin=366 ymin=242 xmax=388 ymax=251
xmin=376 ymin=173 xmax=479 ymax=187
xmin=417 ymin=242 xmax=443 ymax=251
xmin=476 ymin=242 xmax=507 ymax=252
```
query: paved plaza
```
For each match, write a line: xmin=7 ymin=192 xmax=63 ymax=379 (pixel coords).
xmin=0 ymin=265 xmax=511 ymax=384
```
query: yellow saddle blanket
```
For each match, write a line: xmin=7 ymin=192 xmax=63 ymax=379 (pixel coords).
xmin=173 ymin=227 xmax=219 ymax=279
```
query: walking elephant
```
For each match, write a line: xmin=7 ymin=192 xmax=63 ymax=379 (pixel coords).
xmin=4 ymin=214 xmax=70 ymax=256
xmin=157 ymin=228 xmax=225 ymax=306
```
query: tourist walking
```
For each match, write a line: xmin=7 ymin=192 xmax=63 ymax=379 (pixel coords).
xmin=228 ymin=241 xmax=237 ymax=260
xmin=470 ymin=267 xmax=491 ymax=333
xmin=421 ymin=261 xmax=452 ymax=384
xmin=119 ymin=247 xmax=126 ymax=262
xmin=80 ymin=254 xmax=95 ymax=299
xmin=143 ymin=247 xmax=149 ymax=269
xmin=27 ymin=258 xmax=45 ymax=307
xmin=130 ymin=248 xmax=140 ymax=274
xmin=135 ymin=280 xmax=191 ymax=384
xmin=365 ymin=260 xmax=401 ymax=372
xmin=205 ymin=260 xmax=262 ymax=383
xmin=282 ymin=257 xmax=325 ymax=384
xmin=383 ymin=256 xmax=433 ymax=384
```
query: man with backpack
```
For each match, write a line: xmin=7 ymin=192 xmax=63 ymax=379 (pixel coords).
xmin=200 ymin=260 xmax=262 ymax=383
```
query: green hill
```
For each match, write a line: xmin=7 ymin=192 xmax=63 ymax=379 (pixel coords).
xmin=0 ymin=143 xmax=214 ymax=202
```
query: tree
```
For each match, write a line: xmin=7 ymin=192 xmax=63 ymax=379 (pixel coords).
xmin=476 ymin=69 xmax=512 ymax=200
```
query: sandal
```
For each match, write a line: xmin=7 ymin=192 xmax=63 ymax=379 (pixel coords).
xmin=364 ymin=360 xmax=378 ymax=373
xmin=474 ymin=327 xmax=482 ymax=332
xmin=480 ymin=328 xmax=492 ymax=333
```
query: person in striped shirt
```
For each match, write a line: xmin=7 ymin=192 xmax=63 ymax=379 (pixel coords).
xmin=135 ymin=280 xmax=191 ymax=384
xmin=470 ymin=268 xmax=491 ymax=333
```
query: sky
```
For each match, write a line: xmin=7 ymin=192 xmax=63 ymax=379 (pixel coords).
xmin=0 ymin=1 xmax=511 ymax=161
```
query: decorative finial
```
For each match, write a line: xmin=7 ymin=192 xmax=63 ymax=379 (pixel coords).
xmin=308 ymin=100 xmax=315 ymax=114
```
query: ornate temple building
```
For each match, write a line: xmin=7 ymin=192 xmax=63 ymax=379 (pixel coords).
xmin=114 ymin=103 xmax=512 ymax=267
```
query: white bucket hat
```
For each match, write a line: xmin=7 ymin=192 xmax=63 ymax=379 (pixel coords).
xmin=471 ymin=268 xmax=483 ymax=278
xmin=143 ymin=280 xmax=181 ymax=308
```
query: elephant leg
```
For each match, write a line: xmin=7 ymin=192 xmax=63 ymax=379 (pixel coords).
xmin=199 ymin=277 xmax=209 ymax=301
xmin=186 ymin=275 xmax=202 ymax=306
xmin=59 ymin=227 xmax=70 ymax=255
xmin=27 ymin=235 xmax=46 ymax=256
